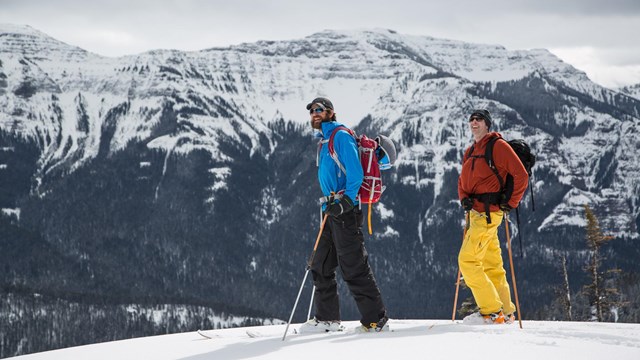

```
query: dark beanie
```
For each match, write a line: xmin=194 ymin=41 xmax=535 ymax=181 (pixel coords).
xmin=470 ymin=109 xmax=492 ymax=129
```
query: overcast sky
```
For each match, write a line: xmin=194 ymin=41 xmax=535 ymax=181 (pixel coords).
xmin=1 ymin=0 xmax=639 ymax=88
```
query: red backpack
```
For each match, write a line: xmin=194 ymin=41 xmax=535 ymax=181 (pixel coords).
xmin=327 ymin=126 xmax=384 ymax=234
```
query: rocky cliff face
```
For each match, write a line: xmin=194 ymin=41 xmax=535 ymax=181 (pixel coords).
xmin=620 ymin=83 xmax=640 ymax=100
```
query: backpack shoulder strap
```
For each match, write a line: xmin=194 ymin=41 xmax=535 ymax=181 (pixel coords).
xmin=328 ymin=126 xmax=356 ymax=175
xmin=485 ymin=137 xmax=505 ymax=191
xmin=465 ymin=144 xmax=475 ymax=161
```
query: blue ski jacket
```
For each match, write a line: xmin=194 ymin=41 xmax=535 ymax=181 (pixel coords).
xmin=316 ymin=121 xmax=363 ymax=209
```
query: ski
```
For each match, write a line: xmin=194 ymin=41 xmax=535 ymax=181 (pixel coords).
xmin=198 ymin=322 xmax=424 ymax=340
xmin=197 ymin=329 xmax=218 ymax=339
xmin=246 ymin=330 xmax=263 ymax=338
xmin=245 ymin=327 xmax=403 ymax=339
xmin=197 ymin=328 xmax=288 ymax=339
xmin=246 ymin=328 xmax=298 ymax=338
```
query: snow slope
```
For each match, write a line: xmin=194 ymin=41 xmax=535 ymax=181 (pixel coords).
xmin=13 ymin=320 xmax=640 ymax=360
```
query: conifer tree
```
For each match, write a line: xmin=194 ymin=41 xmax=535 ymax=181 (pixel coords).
xmin=559 ymin=255 xmax=572 ymax=321
xmin=582 ymin=204 xmax=615 ymax=322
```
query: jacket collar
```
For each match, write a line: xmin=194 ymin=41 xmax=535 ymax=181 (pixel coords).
xmin=475 ymin=131 xmax=502 ymax=147
xmin=320 ymin=121 xmax=346 ymax=140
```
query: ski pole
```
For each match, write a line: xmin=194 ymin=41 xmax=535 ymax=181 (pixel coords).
xmin=504 ymin=212 xmax=523 ymax=329
xmin=306 ymin=285 xmax=315 ymax=321
xmin=452 ymin=211 xmax=470 ymax=321
xmin=451 ymin=272 xmax=462 ymax=322
xmin=515 ymin=208 xmax=524 ymax=258
xmin=282 ymin=214 xmax=329 ymax=341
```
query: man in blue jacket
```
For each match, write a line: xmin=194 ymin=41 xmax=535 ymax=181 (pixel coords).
xmin=299 ymin=97 xmax=388 ymax=333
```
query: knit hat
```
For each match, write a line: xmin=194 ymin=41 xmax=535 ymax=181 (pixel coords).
xmin=470 ymin=109 xmax=492 ymax=129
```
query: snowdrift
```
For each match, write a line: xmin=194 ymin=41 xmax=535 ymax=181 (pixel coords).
xmin=14 ymin=319 xmax=640 ymax=360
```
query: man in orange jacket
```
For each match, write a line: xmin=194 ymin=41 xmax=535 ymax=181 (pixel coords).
xmin=457 ymin=109 xmax=529 ymax=324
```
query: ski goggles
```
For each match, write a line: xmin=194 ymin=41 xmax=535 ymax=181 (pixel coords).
xmin=377 ymin=149 xmax=392 ymax=170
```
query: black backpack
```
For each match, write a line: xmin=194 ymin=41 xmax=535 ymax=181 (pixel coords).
xmin=487 ymin=138 xmax=535 ymax=209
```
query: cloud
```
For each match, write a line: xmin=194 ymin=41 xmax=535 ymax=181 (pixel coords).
xmin=515 ymin=0 xmax=640 ymax=16
xmin=551 ymin=47 xmax=640 ymax=88
xmin=74 ymin=29 xmax=137 ymax=46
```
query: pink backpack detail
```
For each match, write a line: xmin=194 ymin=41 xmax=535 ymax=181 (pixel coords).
xmin=328 ymin=127 xmax=384 ymax=234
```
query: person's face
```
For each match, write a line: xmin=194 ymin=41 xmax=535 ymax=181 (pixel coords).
xmin=309 ymin=105 xmax=332 ymax=129
xmin=469 ymin=116 xmax=489 ymax=138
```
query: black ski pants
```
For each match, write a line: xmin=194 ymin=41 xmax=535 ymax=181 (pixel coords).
xmin=310 ymin=208 xmax=386 ymax=326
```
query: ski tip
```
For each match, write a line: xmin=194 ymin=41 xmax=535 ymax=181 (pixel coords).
xmin=197 ymin=329 xmax=213 ymax=339
xmin=246 ymin=330 xmax=262 ymax=338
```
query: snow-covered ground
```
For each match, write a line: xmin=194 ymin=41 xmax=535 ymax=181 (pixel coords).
xmin=14 ymin=319 xmax=640 ymax=360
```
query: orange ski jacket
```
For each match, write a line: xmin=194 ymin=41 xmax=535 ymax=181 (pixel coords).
xmin=458 ymin=132 xmax=529 ymax=212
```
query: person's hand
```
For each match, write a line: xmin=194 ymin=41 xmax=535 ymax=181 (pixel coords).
xmin=500 ymin=203 xmax=513 ymax=212
xmin=460 ymin=198 xmax=474 ymax=211
xmin=325 ymin=195 xmax=355 ymax=217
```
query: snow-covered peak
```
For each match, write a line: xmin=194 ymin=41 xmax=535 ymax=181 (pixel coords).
xmin=302 ymin=29 xmax=561 ymax=76
xmin=0 ymin=23 xmax=53 ymax=40
xmin=0 ymin=23 xmax=95 ymax=61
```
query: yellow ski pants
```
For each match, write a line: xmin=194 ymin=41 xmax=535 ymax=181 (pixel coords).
xmin=458 ymin=210 xmax=516 ymax=315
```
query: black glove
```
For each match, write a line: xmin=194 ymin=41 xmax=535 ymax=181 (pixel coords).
xmin=325 ymin=195 xmax=355 ymax=217
xmin=460 ymin=198 xmax=474 ymax=211
xmin=500 ymin=203 xmax=513 ymax=212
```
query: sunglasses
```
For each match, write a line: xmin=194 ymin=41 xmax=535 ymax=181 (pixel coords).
xmin=469 ymin=117 xmax=484 ymax=122
xmin=310 ymin=108 xmax=325 ymax=114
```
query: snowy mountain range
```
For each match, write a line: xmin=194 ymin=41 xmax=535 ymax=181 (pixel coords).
xmin=1 ymin=24 xmax=639 ymax=356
